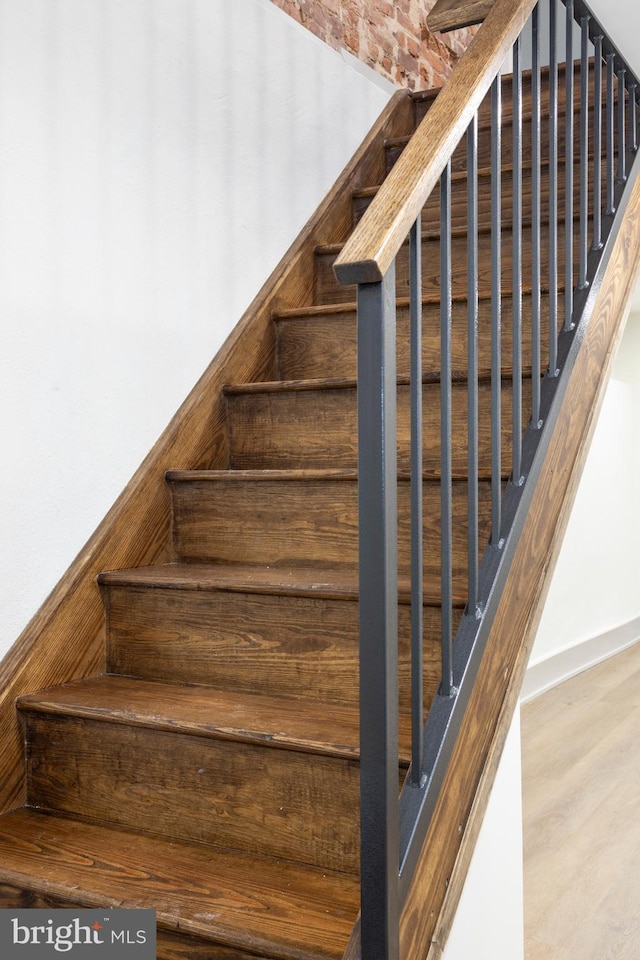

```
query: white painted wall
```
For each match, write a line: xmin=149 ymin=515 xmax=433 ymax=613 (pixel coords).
xmin=0 ymin=0 xmax=392 ymax=659
xmin=528 ymin=307 xmax=640 ymax=674
xmin=587 ymin=0 xmax=640 ymax=76
xmin=443 ymin=710 xmax=524 ymax=960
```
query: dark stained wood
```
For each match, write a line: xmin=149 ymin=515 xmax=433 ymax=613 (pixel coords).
xmin=387 ymin=108 xmax=600 ymax=177
xmin=354 ymin=161 xmax=602 ymax=237
xmin=100 ymin=563 xmax=450 ymax=710
xmin=0 ymin=87 xmax=414 ymax=818
xmin=0 ymin=809 xmax=360 ymax=960
xmin=275 ymin=295 xmax=552 ymax=381
xmin=428 ymin=0 xmax=495 ymax=32
xmin=318 ymin=220 xmax=581 ymax=305
xmin=411 ymin=59 xmax=599 ymax=129
xmin=224 ymin=375 xmax=529 ymax=474
xmin=166 ymin=471 xmax=492 ymax=590
xmin=19 ymin=676 xmax=368 ymax=759
xmin=21 ymin=679 xmax=365 ymax=873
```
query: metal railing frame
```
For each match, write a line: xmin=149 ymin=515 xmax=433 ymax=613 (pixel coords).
xmin=336 ymin=2 xmax=640 ymax=957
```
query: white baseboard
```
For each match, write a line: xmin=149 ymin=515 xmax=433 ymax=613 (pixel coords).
xmin=520 ymin=616 xmax=640 ymax=703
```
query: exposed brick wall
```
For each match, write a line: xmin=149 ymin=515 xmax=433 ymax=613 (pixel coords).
xmin=269 ymin=0 xmax=477 ymax=91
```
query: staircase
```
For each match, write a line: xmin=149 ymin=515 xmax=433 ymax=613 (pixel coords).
xmin=1 ymin=3 xmax=640 ymax=959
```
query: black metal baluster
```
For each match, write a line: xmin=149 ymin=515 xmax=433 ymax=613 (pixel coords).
xmin=606 ymin=49 xmax=615 ymax=214
xmin=564 ymin=0 xmax=575 ymax=330
xmin=630 ymin=81 xmax=638 ymax=152
xmin=549 ymin=0 xmax=559 ymax=376
xmin=491 ymin=74 xmax=502 ymax=545
xmin=618 ymin=65 xmax=627 ymax=182
xmin=512 ymin=35 xmax=523 ymax=483
xmin=593 ymin=34 xmax=603 ymax=251
xmin=467 ymin=116 xmax=479 ymax=613
xmin=531 ymin=4 xmax=542 ymax=427
xmin=440 ymin=162 xmax=454 ymax=697
xmin=409 ymin=216 xmax=424 ymax=786
xmin=579 ymin=14 xmax=590 ymax=289
xmin=357 ymin=267 xmax=400 ymax=960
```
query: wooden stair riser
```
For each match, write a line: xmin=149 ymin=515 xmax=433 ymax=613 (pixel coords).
xmin=225 ymin=378 xmax=531 ymax=473
xmin=386 ymin=114 xmax=592 ymax=176
xmin=22 ymin=710 xmax=361 ymax=874
xmin=275 ymin=293 xmax=553 ymax=381
xmin=315 ymin=221 xmax=581 ymax=305
xmin=102 ymin=580 xmax=447 ymax=710
xmin=413 ymin=61 xmax=603 ymax=127
xmin=355 ymin=159 xmax=603 ymax=235
xmin=168 ymin=476 xmax=492 ymax=586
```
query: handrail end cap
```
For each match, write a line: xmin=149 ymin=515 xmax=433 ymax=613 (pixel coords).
xmin=333 ymin=258 xmax=384 ymax=286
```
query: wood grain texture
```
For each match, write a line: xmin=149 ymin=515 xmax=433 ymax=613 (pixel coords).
xmin=397 ymin=156 xmax=640 ymax=960
xmin=225 ymin=375 xmax=529 ymax=474
xmin=320 ymin=221 xmax=580 ymax=305
xmin=411 ymin=59 xmax=598 ymax=129
xmin=0 ymin=88 xmax=413 ymax=818
xmin=387 ymin=108 xmax=596 ymax=178
xmin=428 ymin=0 xmax=495 ymax=32
xmin=275 ymin=295 xmax=552 ymax=381
xmin=100 ymin=562 xmax=453 ymax=714
xmin=354 ymin=161 xmax=599 ymax=237
xmin=523 ymin=642 xmax=640 ymax=960
xmin=21 ymin=680 xmax=365 ymax=873
xmin=19 ymin=676 xmax=369 ymax=759
xmin=333 ymin=0 xmax=537 ymax=284
xmin=167 ymin=471 xmax=492 ymax=590
xmin=0 ymin=808 xmax=359 ymax=960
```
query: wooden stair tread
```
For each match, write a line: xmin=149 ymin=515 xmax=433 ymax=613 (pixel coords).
xmin=165 ymin=468 xmax=495 ymax=483
xmin=0 ymin=808 xmax=359 ymax=960
xmin=272 ymin=287 xmax=555 ymax=321
xmin=166 ymin=467 xmax=359 ymax=483
xmin=224 ymin=366 xmax=527 ymax=396
xmin=98 ymin=562 xmax=465 ymax=606
xmin=356 ymin=153 xmax=588 ymax=197
xmin=18 ymin=675 xmax=386 ymax=762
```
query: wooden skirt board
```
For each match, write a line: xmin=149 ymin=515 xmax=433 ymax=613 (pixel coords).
xmin=522 ymin=640 xmax=640 ymax=960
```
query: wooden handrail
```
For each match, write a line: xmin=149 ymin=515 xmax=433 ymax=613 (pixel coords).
xmin=428 ymin=0 xmax=496 ymax=34
xmin=333 ymin=0 xmax=537 ymax=286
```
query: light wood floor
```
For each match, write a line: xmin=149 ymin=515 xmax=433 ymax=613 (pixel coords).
xmin=522 ymin=640 xmax=640 ymax=960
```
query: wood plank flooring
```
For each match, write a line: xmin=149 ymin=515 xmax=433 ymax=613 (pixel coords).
xmin=522 ymin=641 xmax=640 ymax=960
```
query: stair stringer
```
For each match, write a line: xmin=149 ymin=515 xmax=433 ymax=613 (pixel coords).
xmin=0 ymin=88 xmax=414 ymax=818
xmin=343 ymin=147 xmax=640 ymax=960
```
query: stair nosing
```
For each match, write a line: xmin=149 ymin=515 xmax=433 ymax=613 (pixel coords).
xmin=224 ymin=364 xmax=529 ymax=396
xmin=271 ymin=287 xmax=551 ymax=321
xmin=18 ymin=676 xmax=368 ymax=763
xmin=164 ymin=467 xmax=496 ymax=483
xmin=165 ymin=467 xmax=359 ymax=483
xmin=97 ymin=562 xmax=466 ymax=607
